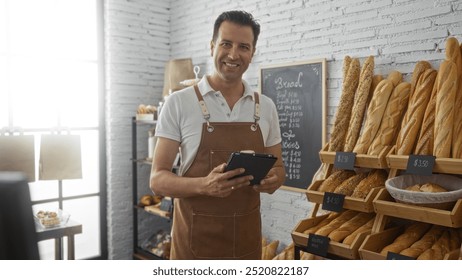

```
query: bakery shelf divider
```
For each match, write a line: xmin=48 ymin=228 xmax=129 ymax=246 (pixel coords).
xmin=373 ymin=188 xmax=462 ymax=228
xmin=306 ymin=179 xmax=380 ymax=213
xmin=291 ymin=213 xmax=370 ymax=260
xmin=386 ymin=145 xmax=462 ymax=175
xmin=319 ymin=143 xmax=391 ymax=169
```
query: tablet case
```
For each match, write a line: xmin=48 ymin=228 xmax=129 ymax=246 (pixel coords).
xmin=224 ymin=152 xmax=277 ymax=185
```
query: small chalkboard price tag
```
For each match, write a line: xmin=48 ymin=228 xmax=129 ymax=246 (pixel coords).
xmin=406 ymin=155 xmax=435 ymax=176
xmin=322 ymin=192 xmax=345 ymax=212
xmin=159 ymin=198 xmax=173 ymax=213
xmin=334 ymin=152 xmax=356 ymax=170
xmin=386 ymin=252 xmax=415 ymax=260
xmin=306 ymin=234 xmax=329 ymax=257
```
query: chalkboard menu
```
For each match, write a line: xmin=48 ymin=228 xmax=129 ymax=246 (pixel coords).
xmin=260 ymin=59 xmax=326 ymax=191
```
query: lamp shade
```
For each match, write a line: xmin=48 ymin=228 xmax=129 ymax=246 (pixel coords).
xmin=0 ymin=135 xmax=36 ymax=182
xmin=39 ymin=134 xmax=82 ymax=180
xmin=162 ymin=58 xmax=195 ymax=97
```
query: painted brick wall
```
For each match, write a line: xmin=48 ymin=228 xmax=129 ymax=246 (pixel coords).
xmin=104 ymin=0 xmax=171 ymax=259
xmin=105 ymin=0 xmax=462 ymax=259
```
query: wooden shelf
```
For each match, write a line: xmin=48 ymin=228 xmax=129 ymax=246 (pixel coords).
xmin=373 ymin=188 xmax=462 ymax=228
xmin=291 ymin=213 xmax=371 ymax=260
xmin=319 ymin=143 xmax=391 ymax=169
xmin=386 ymin=146 xmax=462 ymax=175
xmin=306 ymin=179 xmax=381 ymax=213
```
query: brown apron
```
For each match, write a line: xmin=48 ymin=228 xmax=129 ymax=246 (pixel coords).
xmin=170 ymin=85 xmax=265 ymax=260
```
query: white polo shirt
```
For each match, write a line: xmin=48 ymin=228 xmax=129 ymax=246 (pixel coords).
xmin=155 ymin=76 xmax=282 ymax=176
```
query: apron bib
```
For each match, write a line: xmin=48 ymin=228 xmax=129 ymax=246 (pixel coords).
xmin=170 ymin=85 xmax=265 ymax=259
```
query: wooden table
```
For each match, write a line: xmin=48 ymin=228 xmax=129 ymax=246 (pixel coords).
xmin=35 ymin=220 xmax=82 ymax=260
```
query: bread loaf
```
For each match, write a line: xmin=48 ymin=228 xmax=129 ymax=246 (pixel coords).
xmin=414 ymin=71 xmax=438 ymax=155
xmin=381 ymin=222 xmax=431 ymax=255
xmin=351 ymin=169 xmax=388 ymax=199
xmin=420 ymin=183 xmax=447 ymax=192
xmin=342 ymin=55 xmax=352 ymax=80
xmin=353 ymin=79 xmax=394 ymax=154
xmin=427 ymin=231 xmax=451 ymax=260
xmin=368 ymin=82 xmax=411 ymax=155
xmin=315 ymin=210 xmax=358 ymax=236
xmin=395 ymin=69 xmax=436 ymax=155
xmin=328 ymin=212 xmax=375 ymax=242
xmin=387 ymin=70 xmax=402 ymax=87
xmin=333 ymin=172 xmax=368 ymax=196
xmin=302 ymin=212 xmax=341 ymax=235
xmin=318 ymin=170 xmax=356 ymax=193
xmin=344 ymin=56 xmax=375 ymax=152
xmin=370 ymin=75 xmax=384 ymax=96
xmin=329 ymin=58 xmax=360 ymax=152
xmin=342 ymin=217 xmax=375 ymax=245
xmin=399 ymin=225 xmax=444 ymax=258
xmin=409 ymin=61 xmax=432 ymax=101
xmin=434 ymin=60 xmax=457 ymax=158
xmin=446 ymin=37 xmax=462 ymax=158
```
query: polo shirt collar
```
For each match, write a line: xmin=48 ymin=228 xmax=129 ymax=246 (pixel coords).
xmin=197 ymin=75 xmax=255 ymax=100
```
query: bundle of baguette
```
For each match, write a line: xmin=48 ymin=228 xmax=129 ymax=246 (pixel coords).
xmin=317 ymin=169 xmax=388 ymax=199
xmin=405 ymin=37 xmax=462 ymax=158
xmin=380 ymin=222 xmax=462 ymax=260
xmin=261 ymin=238 xmax=279 ymax=260
xmin=303 ymin=210 xmax=376 ymax=245
xmin=327 ymin=37 xmax=462 ymax=159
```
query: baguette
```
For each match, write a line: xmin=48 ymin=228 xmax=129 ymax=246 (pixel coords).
xmin=370 ymin=75 xmax=384 ymax=96
xmin=344 ymin=56 xmax=375 ymax=152
xmin=409 ymin=61 xmax=432 ymax=101
xmin=351 ymin=169 xmax=388 ymax=199
xmin=434 ymin=60 xmax=457 ymax=158
xmin=329 ymin=58 xmax=360 ymax=152
xmin=426 ymin=231 xmax=451 ymax=260
xmin=414 ymin=69 xmax=438 ymax=155
xmin=333 ymin=172 xmax=368 ymax=196
xmin=328 ymin=212 xmax=375 ymax=242
xmin=302 ymin=212 xmax=341 ymax=235
xmin=395 ymin=69 xmax=436 ymax=155
xmin=353 ymin=79 xmax=394 ymax=154
xmin=368 ymin=82 xmax=411 ymax=155
xmin=342 ymin=55 xmax=352 ymax=80
xmin=381 ymin=222 xmax=431 ymax=255
xmin=446 ymin=37 xmax=462 ymax=158
xmin=342 ymin=217 xmax=375 ymax=245
xmin=317 ymin=170 xmax=356 ymax=193
xmin=399 ymin=225 xmax=444 ymax=258
xmin=315 ymin=210 xmax=358 ymax=236
xmin=387 ymin=70 xmax=402 ymax=87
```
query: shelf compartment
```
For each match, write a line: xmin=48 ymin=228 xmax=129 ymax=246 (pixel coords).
xmin=133 ymin=246 xmax=163 ymax=260
xmin=359 ymin=225 xmax=460 ymax=260
xmin=386 ymin=146 xmax=462 ymax=175
xmin=319 ymin=143 xmax=391 ymax=169
xmin=291 ymin=213 xmax=370 ymax=260
xmin=373 ymin=188 xmax=462 ymax=228
xmin=142 ymin=203 xmax=172 ymax=219
xmin=306 ymin=179 xmax=381 ymax=213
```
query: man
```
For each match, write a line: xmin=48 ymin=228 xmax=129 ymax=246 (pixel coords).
xmin=150 ymin=10 xmax=285 ymax=260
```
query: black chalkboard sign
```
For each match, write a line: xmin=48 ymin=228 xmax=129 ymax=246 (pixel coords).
xmin=260 ymin=59 xmax=326 ymax=191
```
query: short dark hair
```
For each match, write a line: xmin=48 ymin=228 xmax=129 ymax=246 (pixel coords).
xmin=212 ymin=10 xmax=261 ymax=48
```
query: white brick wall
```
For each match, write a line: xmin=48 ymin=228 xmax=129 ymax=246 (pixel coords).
xmin=105 ymin=0 xmax=462 ymax=259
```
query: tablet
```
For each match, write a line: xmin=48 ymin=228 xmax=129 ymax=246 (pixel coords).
xmin=224 ymin=152 xmax=277 ymax=185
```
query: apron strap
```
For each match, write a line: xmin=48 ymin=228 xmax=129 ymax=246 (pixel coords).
xmin=193 ymin=85 xmax=260 ymax=132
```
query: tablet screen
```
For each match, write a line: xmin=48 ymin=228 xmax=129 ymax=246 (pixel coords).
xmin=224 ymin=152 xmax=277 ymax=185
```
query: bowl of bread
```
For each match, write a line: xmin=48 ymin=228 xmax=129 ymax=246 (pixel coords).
xmin=385 ymin=174 xmax=462 ymax=210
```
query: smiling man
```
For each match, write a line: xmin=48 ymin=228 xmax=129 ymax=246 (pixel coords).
xmin=150 ymin=10 xmax=285 ymax=260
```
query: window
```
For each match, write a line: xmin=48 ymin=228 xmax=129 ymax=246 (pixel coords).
xmin=0 ymin=0 xmax=106 ymax=259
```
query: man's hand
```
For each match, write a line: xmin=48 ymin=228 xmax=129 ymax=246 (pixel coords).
xmin=199 ymin=163 xmax=253 ymax=198
xmin=252 ymin=167 xmax=284 ymax=194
